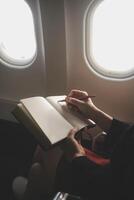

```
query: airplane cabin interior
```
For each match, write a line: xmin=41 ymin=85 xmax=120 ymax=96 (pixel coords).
xmin=0 ymin=0 xmax=134 ymax=199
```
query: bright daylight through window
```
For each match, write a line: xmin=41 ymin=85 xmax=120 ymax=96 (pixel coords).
xmin=85 ymin=0 xmax=134 ymax=79
xmin=0 ymin=0 xmax=37 ymax=68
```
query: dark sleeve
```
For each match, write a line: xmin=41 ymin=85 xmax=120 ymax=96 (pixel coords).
xmin=71 ymin=156 xmax=111 ymax=199
xmin=72 ymin=156 xmax=101 ymax=176
xmin=105 ymin=118 xmax=131 ymax=155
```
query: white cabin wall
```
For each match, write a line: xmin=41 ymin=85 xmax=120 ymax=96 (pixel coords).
xmin=65 ymin=0 xmax=134 ymax=122
xmin=39 ymin=0 xmax=67 ymax=96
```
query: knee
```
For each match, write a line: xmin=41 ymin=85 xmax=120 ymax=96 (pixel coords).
xmin=28 ymin=162 xmax=44 ymax=178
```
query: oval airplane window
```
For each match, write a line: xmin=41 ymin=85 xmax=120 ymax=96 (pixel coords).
xmin=85 ymin=0 xmax=134 ymax=79
xmin=0 ymin=0 xmax=37 ymax=68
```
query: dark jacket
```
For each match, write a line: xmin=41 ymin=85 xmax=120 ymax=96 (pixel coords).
xmin=56 ymin=119 xmax=134 ymax=200
xmin=107 ymin=119 xmax=134 ymax=200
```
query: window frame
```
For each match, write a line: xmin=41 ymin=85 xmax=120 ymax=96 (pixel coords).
xmin=0 ymin=0 xmax=37 ymax=69
xmin=84 ymin=0 xmax=134 ymax=80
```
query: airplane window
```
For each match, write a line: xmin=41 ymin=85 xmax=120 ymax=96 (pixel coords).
xmin=0 ymin=0 xmax=37 ymax=68
xmin=85 ymin=0 xmax=134 ymax=79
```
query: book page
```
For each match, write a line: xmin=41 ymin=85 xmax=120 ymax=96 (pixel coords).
xmin=46 ymin=95 xmax=92 ymax=130
xmin=20 ymin=97 xmax=73 ymax=145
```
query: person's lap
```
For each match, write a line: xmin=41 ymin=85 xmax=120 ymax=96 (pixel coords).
xmin=24 ymin=143 xmax=113 ymax=200
xmin=54 ymin=155 xmax=112 ymax=200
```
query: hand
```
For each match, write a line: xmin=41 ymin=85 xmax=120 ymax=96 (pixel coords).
xmin=60 ymin=128 xmax=86 ymax=162
xmin=66 ymin=89 xmax=113 ymax=132
xmin=66 ymin=89 xmax=96 ymax=118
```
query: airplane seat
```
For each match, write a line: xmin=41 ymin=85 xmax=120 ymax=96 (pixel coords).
xmin=12 ymin=176 xmax=28 ymax=200
xmin=0 ymin=118 xmax=37 ymax=199
xmin=12 ymin=146 xmax=63 ymax=200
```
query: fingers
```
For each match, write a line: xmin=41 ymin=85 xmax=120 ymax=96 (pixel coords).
xmin=60 ymin=128 xmax=86 ymax=161
xmin=66 ymin=89 xmax=89 ymax=113
xmin=66 ymin=97 xmax=83 ymax=109
xmin=68 ymin=89 xmax=88 ymax=99
xmin=66 ymin=128 xmax=79 ymax=146
xmin=68 ymin=128 xmax=78 ymax=139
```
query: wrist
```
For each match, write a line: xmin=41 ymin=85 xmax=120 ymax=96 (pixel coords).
xmin=72 ymin=153 xmax=86 ymax=159
xmin=87 ymin=105 xmax=113 ymax=131
xmin=65 ymin=152 xmax=85 ymax=162
xmin=86 ymin=104 xmax=99 ymax=120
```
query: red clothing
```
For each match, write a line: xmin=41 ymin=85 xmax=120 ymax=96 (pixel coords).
xmin=84 ymin=148 xmax=110 ymax=166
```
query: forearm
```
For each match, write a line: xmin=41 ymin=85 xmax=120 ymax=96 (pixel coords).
xmin=87 ymin=105 xmax=113 ymax=133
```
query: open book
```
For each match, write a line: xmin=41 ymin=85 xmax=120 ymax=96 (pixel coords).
xmin=12 ymin=95 xmax=95 ymax=150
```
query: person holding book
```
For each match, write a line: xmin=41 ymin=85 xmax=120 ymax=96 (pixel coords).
xmin=23 ymin=89 xmax=134 ymax=200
